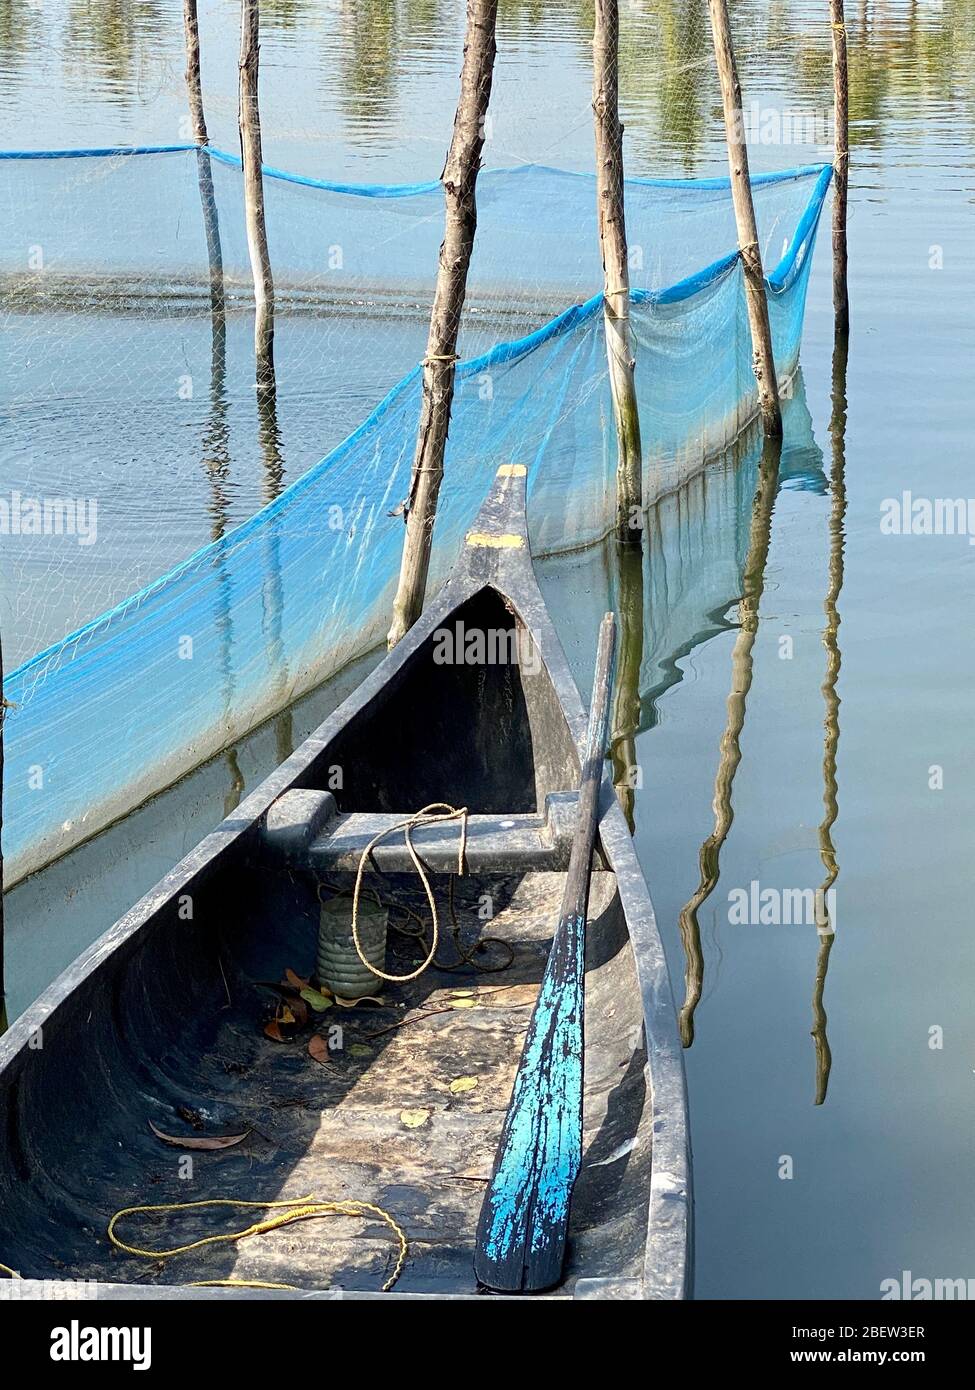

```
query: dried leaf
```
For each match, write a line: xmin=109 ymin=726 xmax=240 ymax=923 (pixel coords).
xmin=148 ymin=1120 xmax=248 ymax=1151
xmin=450 ymin=989 xmax=476 ymax=998
xmin=308 ymin=1035 xmax=332 ymax=1066
xmin=348 ymin=1044 xmax=373 ymax=1058
xmin=289 ymin=997 xmax=310 ymax=1027
xmin=285 ymin=968 xmax=311 ymax=992
xmin=263 ymin=1020 xmax=287 ymax=1043
xmin=333 ymin=994 xmax=385 ymax=1009
xmin=449 ymin=1076 xmax=478 ymax=1095
xmin=400 ymin=1109 xmax=430 ymax=1129
xmin=280 ymin=1004 xmax=296 ymax=1025
xmin=299 ymin=987 xmax=333 ymax=1013
xmin=450 ymin=998 xmax=477 ymax=1010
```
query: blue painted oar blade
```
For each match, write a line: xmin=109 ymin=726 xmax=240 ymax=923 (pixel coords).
xmin=474 ymin=914 xmax=585 ymax=1292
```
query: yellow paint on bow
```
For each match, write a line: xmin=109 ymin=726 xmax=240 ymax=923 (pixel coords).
xmin=465 ymin=532 xmax=524 ymax=549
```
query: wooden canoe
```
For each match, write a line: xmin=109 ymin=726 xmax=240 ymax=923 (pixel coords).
xmin=0 ymin=464 xmax=690 ymax=1300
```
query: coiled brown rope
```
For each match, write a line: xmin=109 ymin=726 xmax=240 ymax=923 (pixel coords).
xmin=316 ymin=801 xmax=515 ymax=981
xmin=349 ymin=803 xmax=468 ymax=983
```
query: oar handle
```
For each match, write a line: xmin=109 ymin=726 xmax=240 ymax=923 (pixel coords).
xmin=561 ymin=612 xmax=616 ymax=921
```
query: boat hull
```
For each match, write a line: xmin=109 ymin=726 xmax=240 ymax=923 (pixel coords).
xmin=0 ymin=468 xmax=691 ymax=1298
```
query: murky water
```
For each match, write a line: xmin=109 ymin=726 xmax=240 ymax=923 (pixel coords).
xmin=3 ymin=0 xmax=975 ymax=1299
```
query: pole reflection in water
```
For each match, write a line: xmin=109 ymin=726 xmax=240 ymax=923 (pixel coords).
xmin=610 ymin=533 xmax=645 ymax=833
xmin=257 ymin=385 xmax=294 ymax=767
xmin=676 ymin=433 xmax=783 ymax=1047
xmin=811 ymin=333 xmax=848 ymax=1105
xmin=197 ymin=277 xmax=246 ymax=818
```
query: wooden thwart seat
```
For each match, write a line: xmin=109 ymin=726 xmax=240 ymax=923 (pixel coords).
xmin=261 ymin=789 xmax=605 ymax=873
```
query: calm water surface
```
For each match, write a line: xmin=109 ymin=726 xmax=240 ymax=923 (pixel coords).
xmin=2 ymin=0 xmax=975 ymax=1299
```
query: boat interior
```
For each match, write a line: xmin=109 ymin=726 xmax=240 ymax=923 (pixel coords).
xmin=0 ymin=585 xmax=655 ymax=1295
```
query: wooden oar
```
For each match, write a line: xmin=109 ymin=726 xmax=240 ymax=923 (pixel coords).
xmin=474 ymin=612 xmax=617 ymax=1292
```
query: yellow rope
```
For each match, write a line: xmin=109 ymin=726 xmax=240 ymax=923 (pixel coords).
xmin=349 ymin=803 xmax=468 ymax=984
xmin=192 ymin=1279 xmax=298 ymax=1289
xmin=0 ymin=1262 xmax=21 ymax=1279
xmin=107 ymin=1196 xmax=408 ymax=1293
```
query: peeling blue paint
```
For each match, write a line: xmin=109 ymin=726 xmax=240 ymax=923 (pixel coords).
xmin=478 ymin=912 xmax=586 ymax=1278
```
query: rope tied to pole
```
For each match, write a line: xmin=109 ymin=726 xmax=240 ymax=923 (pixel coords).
xmin=107 ymin=1196 xmax=408 ymax=1293
xmin=602 ymin=286 xmax=630 ymax=320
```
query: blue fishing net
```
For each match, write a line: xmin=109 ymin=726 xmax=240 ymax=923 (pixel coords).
xmin=0 ymin=145 xmax=829 ymax=881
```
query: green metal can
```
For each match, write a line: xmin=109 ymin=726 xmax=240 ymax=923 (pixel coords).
xmin=316 ymin=895 xmax=388 ymax=999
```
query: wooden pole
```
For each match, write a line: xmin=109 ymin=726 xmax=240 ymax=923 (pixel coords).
xmin=707 ymin=0 xmax=782 ymax=438
xmin=239 ymin=0 xmax=275 ymax=394
xmin=183 ymin=0 xmax=208 ymax=145
xmin=593 ymin=0 xmax=644 ymax=544
xmin=829 ymin=0 xmax=850 ymax=338
xmin=387 ymin=0 xmax=499 ymax=649
xmin=184 ymin=0 xmax=226 ymax=323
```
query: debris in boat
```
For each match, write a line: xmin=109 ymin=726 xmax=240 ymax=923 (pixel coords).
xmin=147 ymin=1121 xmax=248 ymax=1151
xmin=299 ymin=986 xmax=333 ymax=1013
xmin=175 ymin=1105 xmax=204 ymax=1130
xmin=332 ymin=993 xmax=384 ymax=1009
xmin=400 ymin=1109 xmax=430 ymax=1129
xmin=307 ymin=1036 xmax=332 ymax=1066
xmin=586 ymin=1137 xmax=638 ymax=1169
xmin=473 ymin=983 xmax=537 ymax=1008
xmin=263 ymin=997 xmax=302 ymax=1042
xmin=450 ymin=997 xmax=477 ymax=1010
xmin=359 ymin=1005 xmax=453 ymax=1040
xmin=448 ymin=1077 xmax=478 ymax=1095
xmin=285 ymin=996 xmax=310 ymax=1027
xmin=348 ymin=1044 xmax=373 ymax=1059
xmin=263 ymin=985 xmax=320 ymax=1040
